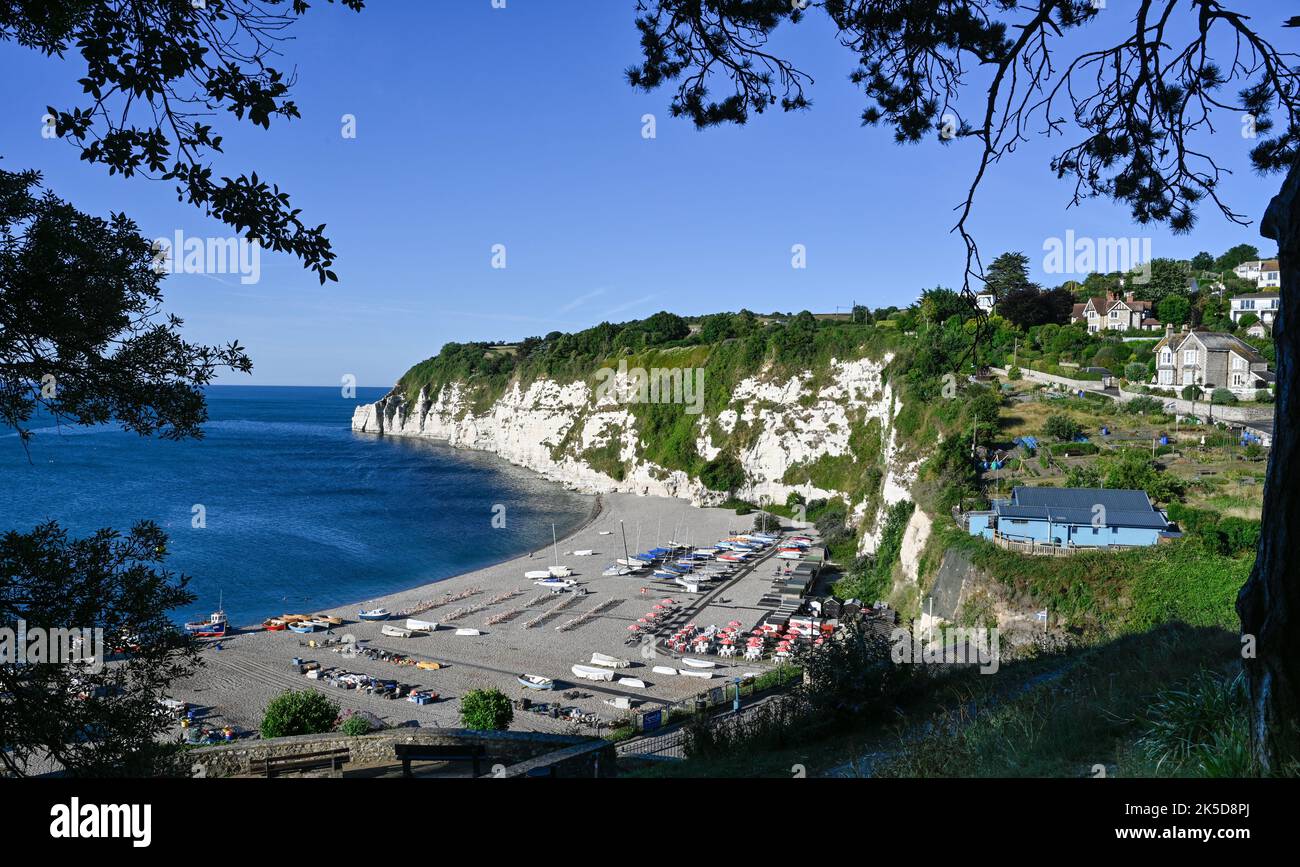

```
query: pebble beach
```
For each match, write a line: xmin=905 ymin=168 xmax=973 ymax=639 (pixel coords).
xmin=170 ymin=492 xmax=794 ymax=738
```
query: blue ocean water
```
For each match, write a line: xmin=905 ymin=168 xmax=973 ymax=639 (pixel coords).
xmin=0 ymin=386 xmax=593 ymax=626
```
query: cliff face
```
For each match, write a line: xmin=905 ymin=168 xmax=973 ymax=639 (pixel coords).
xmin=352 ymin=353 xmax=924 ymax=553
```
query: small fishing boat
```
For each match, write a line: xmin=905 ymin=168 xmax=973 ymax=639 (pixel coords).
xmin=679 ymin=669 xmax=713 ymax=680
xmin=517 ymin=674 xmax=555 ymax=690
xmin=598 ymin=531 xmax=613 ymax=535
xmin=358 ymin=607 xmax=390 ymax=621
xmin=573 ymin=549 xmax=594 ymax=556
xmin=534 ymin=578 xmax=575 ymax=589
xmin=184 ymin=608 xmax=229 ymax=638
xmin=381 ymin=625 xmax=414 ymax=638
xmin=618 ymin=677 xmax=647 ymax=689
xmin=416 ymin=660 xmax=442 ymax=671
xmin=571 ymin=664 xmax=615 ymax=682
xmin=311 ymin=614 xmax=344 ymax=625
xmin=652 ymin=665 xmax=679 ymax=676
xmin=406 ymin=618 xmax=437 ymax=633
xmin=590 ymin=652 xmax=631 ymax=669
xmin=287 ymin=620 xmax=318 ymax=634
xmin=524 ymin=570 xmax=553 ymax=579
xmin=454 ymin=628 xmax=482 ymax=636
xmin=682 ymin=658 xmax=716 ymax=669
xmin=604 ymin=696 xmax=634 ymax=710
xmin=602 ymin=565 xmax=632 ymax=577
xmin=262 ymin=618 xmax=288 ymax=632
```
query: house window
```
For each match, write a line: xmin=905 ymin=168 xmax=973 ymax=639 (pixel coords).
xmin=1161 ymin=349 xmax=1171 ymax=364
xmin=1233 ymin=356 xmax=1245 ymax=370
xmin=1159 ymin=370 xmax=1173 ymax=384
xmin=1232 ymin=373 xmax=1245 ymax=387
xmin=1242 ymin=299 xmax=1255 ymax=310
xmin=1109 ymin=310 xmax=1118 ymax=319
xmin=1184 ymin=349 xmax=1198 ymax=365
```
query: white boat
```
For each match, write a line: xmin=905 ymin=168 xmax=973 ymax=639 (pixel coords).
xmin=534 ymin=577 xmax=576 ymax=589
xmin=573 ymin=549 xmax=594 ymax=556
xmin=682 ymin=658 xmax=716 ymax=669
xmin=598 ymin=531 xmax=613 ymax=535
xmin=358 ymin=607 xmax=390 ymax=621
xmin=604 ymin=696 xmax=634 ymax=710
xmin=617 ymin=558 xmax=652 ymax=567
xmin=590 ymin=653 xmax=631 ymax=669
xmin=455 ymin=628 xmax=482 ymax=636
xmin=602 ymin=565 xmax=632 ymax=577
xmin=571 ymin=664 xmax=615 ymax=682
xmin=380 ymin=625 xmax=413 ymax=638
xmin=618 ymin=677 xmax=647 ymax=689
xmin=679 ymin=669 xmax=713 ymax=680
xmin=517 ymin=674 xmax=555 ymax=690
xmin=652 ymin=665 xmax=679 ymax=676
xmin=548 ymin=565 xmax=574 ymax=578
xmin=524 ymin=570 xmax=552 ymax=579
xmin=406 ymin=618 xmax=437 ymax=632
xmin=777 ymin=550 xmax=803 ymax=559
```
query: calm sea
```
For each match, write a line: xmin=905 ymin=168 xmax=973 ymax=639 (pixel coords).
xmin=0 ymin=386 xmax=593 ymax=626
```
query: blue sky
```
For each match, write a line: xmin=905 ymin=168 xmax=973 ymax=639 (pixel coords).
xmin=0 ymin=0 xmax=1289 ymax=385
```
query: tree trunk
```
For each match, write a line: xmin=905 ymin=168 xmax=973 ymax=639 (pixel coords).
xmin=1237 ymin=155 xmax=1300 ymax=775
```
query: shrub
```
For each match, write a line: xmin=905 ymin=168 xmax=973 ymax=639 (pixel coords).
xmin=700 ymin=454 xmax=746 ymax=494
xmin=1124 ymin=361 xmax=1148 ymax=382
xmin=1064 ymin=465 xmax=1102 ymax=487
xmin=460 ymin=688 xmax=514 ymax=731
xmin=1210 ymin=387 xmax=1237 ymax=405
xmin=1166 ymin=504 xmax=1260 ymax=555
xmin=1043 ymin=413 xmax=1082 ymax=442
xmin=1007 ymin=365 xmax=1022 ymax=380
xmin=339 ymin=713 xmax=372 ymax=736
xmin=1254 ymin=389 xmax=1273 ymax=403
xmin=1049 ymin=441 xmax=1098 ymax=456
xmin=260 ymin=690 xmax=340 ymax=739
xmin=1120 ymin=395 xmax=1164 ymax=415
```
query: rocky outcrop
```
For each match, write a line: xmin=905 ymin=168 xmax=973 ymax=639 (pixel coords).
xmin=353 ymin=354 xmax=919 ymax=541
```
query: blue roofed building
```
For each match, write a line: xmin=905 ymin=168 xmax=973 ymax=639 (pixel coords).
xmin=966 ymin=487 xmax=1172 ymax=553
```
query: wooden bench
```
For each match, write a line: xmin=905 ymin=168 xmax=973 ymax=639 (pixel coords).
xmin=248 ymin=747 xmax=351 ymax=778
xmin=392 ymin=743 xmax=486 ymax=778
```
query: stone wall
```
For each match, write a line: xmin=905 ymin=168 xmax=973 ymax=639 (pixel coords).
xmin=1115 ymin=385 xmax=1273 ymax=423
xmin=188 ymin=728 xmax=617 ymax=778
xmin=993 ymin=366 xmax=1274 ymax=423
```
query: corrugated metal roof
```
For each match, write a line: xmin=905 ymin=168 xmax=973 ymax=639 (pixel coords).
xmin=994 ymin=487 xmax=1168 ymax=529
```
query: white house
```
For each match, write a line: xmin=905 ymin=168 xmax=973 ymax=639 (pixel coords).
xmin=1230 ymin=292 xmax=1280 ymax=326
xmin=1233 ymin=259 xmax=1281 ymax=288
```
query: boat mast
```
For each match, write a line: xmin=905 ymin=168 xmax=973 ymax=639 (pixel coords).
xmin=620 ymin=520 xmax=630 ymax=563
xmin=552 ymin=523 xmax=559 ymax=567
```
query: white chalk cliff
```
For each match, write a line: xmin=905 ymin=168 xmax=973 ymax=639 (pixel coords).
xmin=352 ymin=353 xmax=922 ymax=552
